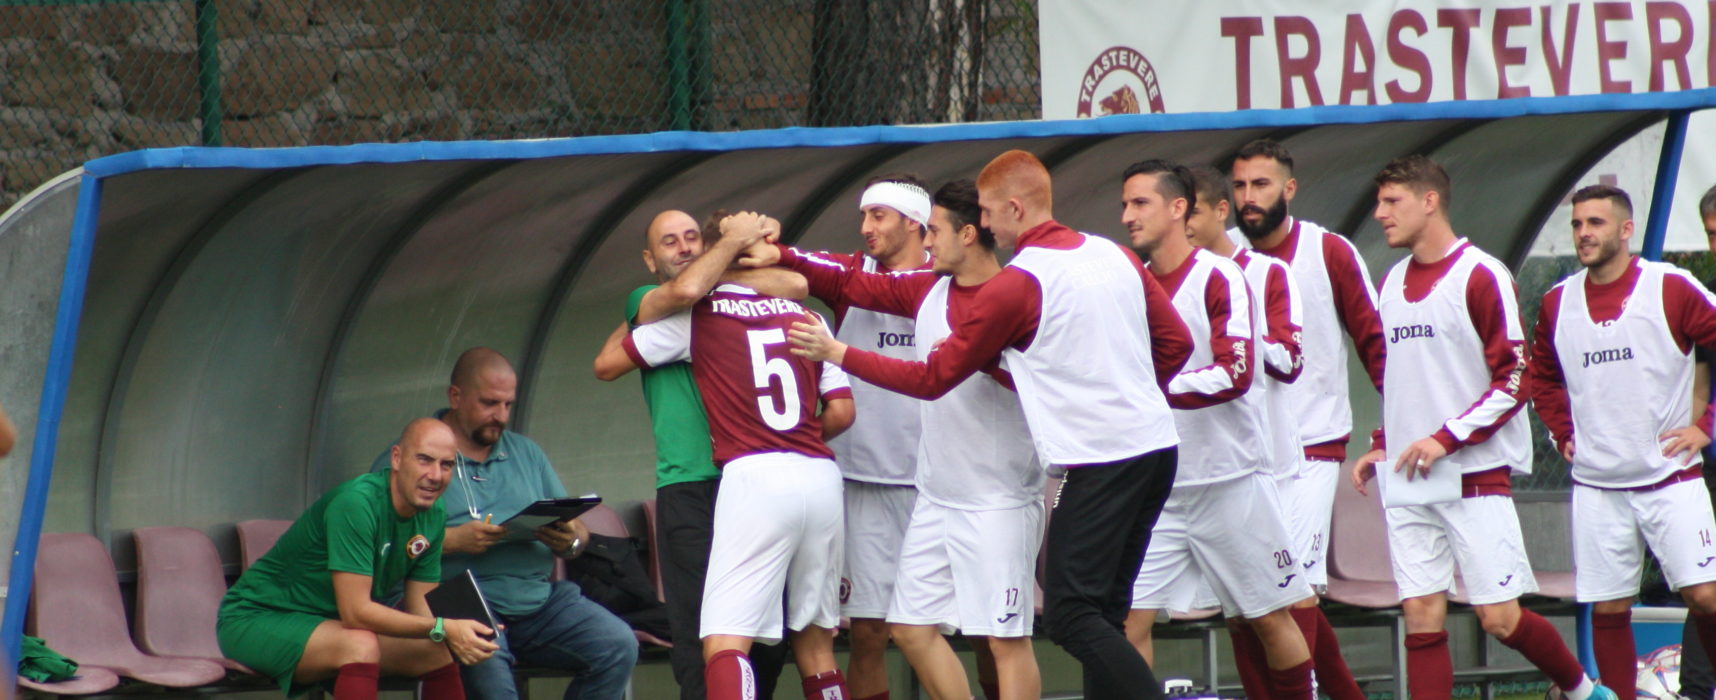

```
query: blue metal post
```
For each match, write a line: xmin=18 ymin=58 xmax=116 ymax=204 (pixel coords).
xmin=1640 ymin=110 xmax=1690 ymax=261
xmin=2 ymin=174 xmax=104 ymax=677
xmin=1577 ymin=604 xmax=1597 ymax=678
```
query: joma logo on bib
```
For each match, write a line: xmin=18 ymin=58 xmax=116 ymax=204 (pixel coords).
xmin=876 ymin=332 xmax=915 ymax=348
xmin=1388 ymin=324 xmax=1435 ymax=343
xmin=1581 ymin=347 xmax=1634 ymax=368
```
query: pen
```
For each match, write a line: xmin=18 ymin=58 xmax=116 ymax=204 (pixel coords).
xmin=483 ymin=514 xmax=493 ymax=524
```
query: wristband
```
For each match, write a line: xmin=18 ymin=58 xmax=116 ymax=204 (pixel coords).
xmin=429 ymin=616 xmax=446 ymax=643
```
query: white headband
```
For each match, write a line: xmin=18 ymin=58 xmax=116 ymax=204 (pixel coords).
xmin=859 ymin=181 xmax=931 ymax=229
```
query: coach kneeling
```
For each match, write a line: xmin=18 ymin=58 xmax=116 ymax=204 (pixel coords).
xmin=217 ymin=418 xmax=497 ymax=699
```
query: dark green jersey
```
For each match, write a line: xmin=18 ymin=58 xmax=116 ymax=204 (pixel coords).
xmin=629 ymin=285 xmax=721 ymax=488
xmin=222 ymin=471 xmax=444 ymax=617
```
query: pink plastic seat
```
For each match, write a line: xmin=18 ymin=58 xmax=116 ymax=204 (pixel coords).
xmin=30 ymin=532 xmax=227 ymax=688
xmin=16 ymin=668 xmax=123 ymax=696
xmin=640 ymin=499 xmax=667 ymax=603
xmin=578 ymin=504 xmax=628 ymax=538
xmin=1325 ymin=482 xmax=1404 ymax=608
xmin=235 ymin=519 xmax=292 ymax=571
xmin=132 ymin=527 xmax=251 ymax=673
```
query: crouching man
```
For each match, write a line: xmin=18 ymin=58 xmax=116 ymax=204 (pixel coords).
xmin=218 ymin=418 xmax=497 ymax=699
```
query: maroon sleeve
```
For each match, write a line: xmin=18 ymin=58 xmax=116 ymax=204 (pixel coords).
xmin=1166 ymin=270 xmax=1254 ymax=409
xmin=1124 ymin=246 xmax=1192 ymax=388
xmin=1324 ymin=234 xmax=1387 ymax=393
xmin=1527 ymin=287 xmax=1574 ymax=451
xmin=842 ymin=268 xmax=1041 ymax=400
xmin=1665 ymin=272 xmax=1716 ymax=355
xmin=1429 ymin=264 xmax=1529 ymax=453
xmin=1262 ymin=263 xmax=1304 ymax=383
xmin=780 ymin=246 xmax=858 ymax=316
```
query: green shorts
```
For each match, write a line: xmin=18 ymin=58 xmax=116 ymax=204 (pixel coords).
xmin=217 ymin=607 xmax=327 ymax=696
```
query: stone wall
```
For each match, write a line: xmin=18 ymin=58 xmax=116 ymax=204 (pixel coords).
xmin=0 ymin=0 xmax=1038 ymax=207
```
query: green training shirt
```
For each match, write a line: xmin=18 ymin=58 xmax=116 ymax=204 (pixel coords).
xmin=372 ymin=423 xmax=566 ymax=617
xmin=629 ymin=284 xmax=721 ymax=488
xmin=222 ymin=471 xmax=443 ymax=618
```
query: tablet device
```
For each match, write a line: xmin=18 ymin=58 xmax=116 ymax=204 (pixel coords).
xmin=425 ymin=569 xmax=499 ymax=638
xmin=499 ymin=496 xmax=602 ymax=540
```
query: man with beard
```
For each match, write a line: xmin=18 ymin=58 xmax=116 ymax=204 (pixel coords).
xmin=785 ymin=175 xmax=936 ymax=700
xmin=1183 ymin=166 xmax=1366 ymax=699
xmin=1119 ymin=160 xmax=1315 ymax=698
xmin=1355 ymin=156 xmax=1608 ymax=700
xmin=593 ymin=209 xmax=801 ymax=700
xmin=1227 ymin=140 xmax=1384 ymax=695
xmin=1530 ymin=185 xmax=1716 ymax=700
xmin=377 ymin=349 xmax=638 ymax=700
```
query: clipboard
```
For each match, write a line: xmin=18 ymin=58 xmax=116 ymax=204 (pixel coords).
xmin=425 ymin=569 xmax=499 ymax=638
xmin=1376 ymin=457 xmax=1461 ymax=507
xmin=499 ymin=496 xmax=602 ymax=541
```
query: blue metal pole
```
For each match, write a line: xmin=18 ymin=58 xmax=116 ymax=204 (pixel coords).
xmin=1577 ymin=604 xmax=1597 ymax=678
xmin=1640 ymin=110 xmax=1690 ymax=261
xmin=2 ymin=173 xmax=104 ymax=676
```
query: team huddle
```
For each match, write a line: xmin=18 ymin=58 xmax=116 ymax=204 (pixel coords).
xmin=604 ymin=141 xmax=1716 ymax=700
xmin=211 ymin=138 xmax=1716 ymax=700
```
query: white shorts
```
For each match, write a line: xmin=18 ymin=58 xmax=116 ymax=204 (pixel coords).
xmin=887 ymin=498 xmax=1043 ymax=638
xmin=1132 ymin=473 xmax=1312 ymax=618
xmin=1573 ymin=479 xmax=1716 ymax=602
xmin=1275 ymin=457 xmax=1340 ymax=589
xmin=842 ymin=481 xmax=916 ymax=618
xmin=1385 ymin=494 xmax=1537 ymax=604
xmin=701 ymin=453 xmax=845 ymax=644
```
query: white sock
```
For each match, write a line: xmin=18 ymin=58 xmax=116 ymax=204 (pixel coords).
xmin=1563 ymin=675 xmax=1595 ymax=700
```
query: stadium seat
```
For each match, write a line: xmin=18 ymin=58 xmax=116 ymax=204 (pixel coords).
xmin=29 ymin=532 xmax=227 ymax=689
xmin=1325 ymin=483 xmax=1403 ymax=609
xmin=640 ymin=498 xmax=666 ymax=603
xmin=569 ymin=504 xmax=669 ymax=650
xmin=578 ymin=504 xmax=627 ymax=538
xmin=235 ymin=519 xmax=292 ymax=571
xmin=132 ymin=527 xmax=251 ymax=673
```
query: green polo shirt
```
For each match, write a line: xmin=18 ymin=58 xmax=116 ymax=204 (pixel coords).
xmin=221 ymin=471 xmax=443 ymax=618
xmin=629 ymin=285 xmax=721 ymax=489
xmin=371 ymin=423 xmax=565 ymax=617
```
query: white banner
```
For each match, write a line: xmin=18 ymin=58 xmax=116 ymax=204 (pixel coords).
xmin=1041 ymin=1 xmax=1716 ymax=118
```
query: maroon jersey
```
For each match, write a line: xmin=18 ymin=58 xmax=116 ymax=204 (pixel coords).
xmin=624 ymin=284 xmax=852 ymax=466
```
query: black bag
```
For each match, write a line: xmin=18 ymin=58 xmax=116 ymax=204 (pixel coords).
xmin=563 ymin=533 xmax=671 ymax=639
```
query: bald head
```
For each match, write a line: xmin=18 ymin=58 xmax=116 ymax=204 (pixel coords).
xmin=400 ymin=416 xmax=455 ymax=451
xmin=975 ymin=150 xmax=1054 ymax=249
xmin=450 ymin=347 xmax=515 ymax=390
xmin=643 ymin=209 xmax=703 ymax=282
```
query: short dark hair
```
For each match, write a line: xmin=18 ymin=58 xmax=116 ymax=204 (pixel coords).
xmin=1123 ymin=159 xmax=1195 ymax=220
xmin=1187 ymin=165 xmax=1231 ymax=209
xmin=1570 ymin=185 xmax=1633 ymax=220
xmin=700 ymin=208 xmax=728 ymax=245
xmin=1374 ymin=154 xmax=1452 ymax=207
xmin=932 ymin=179 xmax=994 ymax=250
xmin=1700 ymin=183 xmax=1716 ymax=218
xmin=1232 ymin=139 xmax=1294 ymax=175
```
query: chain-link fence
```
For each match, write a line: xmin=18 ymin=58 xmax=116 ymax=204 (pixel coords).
xmin=0 ymin=0 xmax=1040 ymax=206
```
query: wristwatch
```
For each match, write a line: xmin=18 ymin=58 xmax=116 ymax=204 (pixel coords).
xmin=429 ymin=617 xmax=446 ymax=643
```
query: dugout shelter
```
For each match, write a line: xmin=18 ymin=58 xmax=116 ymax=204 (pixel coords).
xmin=2 ymin=88 xmax=1714 ymax=689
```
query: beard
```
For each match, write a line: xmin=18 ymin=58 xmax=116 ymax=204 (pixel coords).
xmin=1236 ymin=195 xmax=1289 ymax=241
xmin=470 ymin=422 xmax=504 ymax=447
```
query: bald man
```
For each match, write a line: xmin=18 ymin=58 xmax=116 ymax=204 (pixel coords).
xmin=593 ymin=211 xmax=805 ymax=699
xmin=377 ymin=349 xmax=636 ymax=700
xmin=786 ymin=150 xmax=1193 ymax=700
xmin=220 ymin=418 xmax=494 ymax=700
